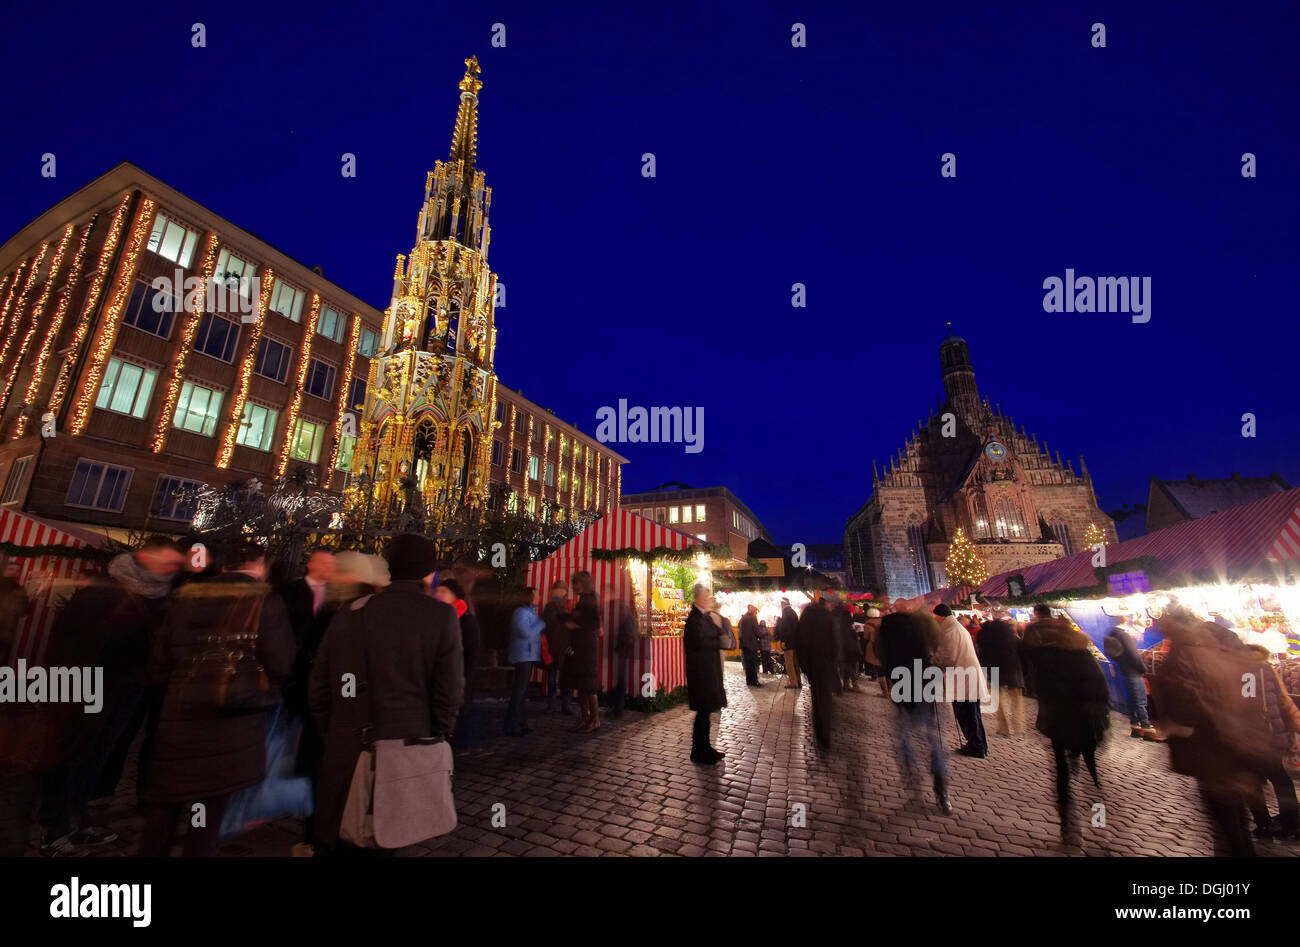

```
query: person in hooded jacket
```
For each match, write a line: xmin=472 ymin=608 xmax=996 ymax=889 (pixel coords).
xmin=976 ymin=614 xmax=1025 ymax=736
xmin=1022 ymin=609 xmax=1111 ymax=842
xmin=1104 ymin=622 xmax=1158 ymax=740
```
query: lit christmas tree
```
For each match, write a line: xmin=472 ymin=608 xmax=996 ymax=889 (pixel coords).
xmin=1083 ymin=522 xmax=1105 ymax=549
xmin=946 ymin=527 xmax=988 ymax=587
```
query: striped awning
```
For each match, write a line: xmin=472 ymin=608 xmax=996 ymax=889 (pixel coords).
xmin=977 ymin=485 xmax=1300 ymax=600
xmin=543 ymin=508 xmax=701 ymax=562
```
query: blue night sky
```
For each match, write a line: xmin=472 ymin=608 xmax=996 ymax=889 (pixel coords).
xmin=2 ymin=1 xmax=1296 ymax=543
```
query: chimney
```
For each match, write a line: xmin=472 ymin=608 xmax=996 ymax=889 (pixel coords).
xmin=1231 ymin=471 xmax=1241 ymax=480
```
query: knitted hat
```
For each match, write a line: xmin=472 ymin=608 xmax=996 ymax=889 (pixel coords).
xmin=386 ymin=533 xmax=436 ymax=581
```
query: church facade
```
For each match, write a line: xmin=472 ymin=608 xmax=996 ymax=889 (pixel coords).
xmin=844 ymin=331 xmax=1115 ymax=598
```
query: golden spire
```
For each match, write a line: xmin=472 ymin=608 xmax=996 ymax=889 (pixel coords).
xmin=450 ymin=56 xmax=482 ymax=169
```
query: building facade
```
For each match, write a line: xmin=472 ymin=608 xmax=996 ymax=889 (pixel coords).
xmin=620 ymin=484 xmax=771 ymax=561
xmin=0 ymin=162 xmax=382 ymax=535
xmin=1146 ymin=472 xmax=1290 ymax=534
xmin=489 ymin=385 xmax=626 ymax=522
xmin=844 ymin=331 xmax=1115 ymax=597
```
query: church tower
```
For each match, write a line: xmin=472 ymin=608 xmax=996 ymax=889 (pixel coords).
xmin=350 ymin=56 xmax=500 ymax=526
xmin=939 ymin=325 xmax=981 ymax=427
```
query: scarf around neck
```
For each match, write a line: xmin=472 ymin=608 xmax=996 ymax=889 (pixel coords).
xmin=108 ymin=552 xmax=174 ymax=600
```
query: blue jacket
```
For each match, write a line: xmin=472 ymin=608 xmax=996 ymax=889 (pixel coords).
xmin=508 ymin=606 xmax=545 ymax=664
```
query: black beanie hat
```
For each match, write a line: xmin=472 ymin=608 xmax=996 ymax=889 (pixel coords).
xmin=386 ymin=533 xmax=436 ymax=581
xmin=933 ymin=604 xmax=953 ymax=617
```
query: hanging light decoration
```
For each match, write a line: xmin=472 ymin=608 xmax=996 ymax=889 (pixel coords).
xmin=276 ymin=292 xmax=321 ymax=476
xmin=69 ymin=197 xmax=157 ymax=435
xmin=0 ymin=243 xmax=51 ymax=381
xmin=13 ymin=220 xmax=96 ymax=438
xmin=326 ymin=312 xmax=363 ymax=474
xmin=152 ymin=232 xmax=220 ymax=452
xmin=1 ymin=222 xmax=75 ymax=419
xmin=47 ymin=192 xmax=132 ymax=421
xmin=217 ymin=267 xmax=274 ymax=468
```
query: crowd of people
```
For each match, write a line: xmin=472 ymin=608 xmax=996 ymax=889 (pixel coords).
xmin=3 ymin=535 xmax=1297 ymax=858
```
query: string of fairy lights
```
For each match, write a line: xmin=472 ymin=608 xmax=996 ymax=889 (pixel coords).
xmin=13 ymin=219 xmax=95 ymax=439
xmin=0 ymin=224 xmax=74 ymax=420
xmin=152 ymin=232 xmax=220 ymax=453
xmin=0 ymin=243 xmax=51 ymax=377
xmin=216 ymin=267 xmax=274 ymax=469
xmin=0 ymin=268 xmax=18 ymax=327
xmin=68 ymin=198 xmax=157 ymax=436
xmin=325 ymin=312 xmax=362 ymax=474
xmin=275 ymin=291 xmax=321 ymax=476
xmin=46 ymin=192 xmax=132 ymax=422
xmin=0 ymin=259 xmax=34 ymax=337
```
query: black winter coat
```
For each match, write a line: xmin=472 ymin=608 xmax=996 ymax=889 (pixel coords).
xmin=142 ymin=574 xmax=294 ymax=805
xmin=1103 ymin=628 xmax=1145 ymax=677
xmin=775 ymin=606 xmax=799 ymax=649
xmin=560 ymin=592 xmax=600 ymax=693
xmin=975 ymin=620 xmax=1024 ymax=690
xmin=683 ymin=606 xmax=726 ymax=712
xmin=738 ymin=613 xmax=760 ymax=650
xmin=309 ymin=580 xmax=464 ymax=848
xmin=796 ymin=602 xmax=837 ymax=680
xmin=276 ymin=578 xmax=338 ymax=778
xmin=1025 ymin=626 xmax=1110 ymax=752
xmin=877 ymin=612 xmax=934 ymax=707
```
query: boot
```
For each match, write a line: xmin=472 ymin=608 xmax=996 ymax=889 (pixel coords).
xmin=1130 ymin=725 xmax=1144 ymax=738
xmin=934 ymin=777 xmax=953 ymax=815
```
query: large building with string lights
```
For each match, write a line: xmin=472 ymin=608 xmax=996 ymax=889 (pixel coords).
xmin=0 ymin=57 xmax=622 ymax=536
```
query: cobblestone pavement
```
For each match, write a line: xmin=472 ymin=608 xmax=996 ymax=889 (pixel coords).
xmin=61 ymin=663 xmax=1300 ymax=857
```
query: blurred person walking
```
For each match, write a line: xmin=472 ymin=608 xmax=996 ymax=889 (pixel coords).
xmin=563 ymin=571 xmax=602 ymax=733
xmin=608 ymin=585 xmax=638 ymax=717
xmin=137 ymin=541 xmax=293 ymax=856
xmin=1104 ymin=622 xmax=1157 ymax=740
xmin=776 ymin=597 xmax=801 ymax=689
xmin=977 ymin=614 xmax=1025 ymax=737
xmin=879 ymin=608 xmax=952 ymax=814
xmin=932 ymin=604 xmax=989 ymax=758
xmin=798 ymin=597 xmax=839 ymax=749
xmin=541 ymin=580 xmax=576 ymax=714
xmin=435 ymin=578 xmax=480 ymax=749
xmin=739 ymin=604 xmax=762 ymax=686
xmin=505 ymin=587 xmax=544 ymax=736
xmin=1022 ymin=615 xmax=1111 ymax=842
xmin=309 ymin=534 xmax=463 ymax=856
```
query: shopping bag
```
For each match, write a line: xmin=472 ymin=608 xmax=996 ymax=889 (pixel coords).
xmin=220 ymin=704 xmax=315 ymax=839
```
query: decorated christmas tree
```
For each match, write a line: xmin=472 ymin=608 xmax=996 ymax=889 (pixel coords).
xmin=946 ymin=527 xmax=988 ymax=587
xmin=1083 ymin=522 xmax=1105 ymax=549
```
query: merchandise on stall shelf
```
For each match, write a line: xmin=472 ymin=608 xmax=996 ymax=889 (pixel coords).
xmin=646 ymin=563 xmax=694 ymax=636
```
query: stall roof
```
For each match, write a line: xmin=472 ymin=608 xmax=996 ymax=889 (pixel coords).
xmin=975 ymin=485 xmax=1300 ymax=599
xmin=542 ymin=508 xmax=702 ymax=562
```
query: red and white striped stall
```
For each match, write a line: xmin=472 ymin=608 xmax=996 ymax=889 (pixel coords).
xmin=524 ymin=509 xmax=701 ymax=695
xmin=1 ymin=509 xmax=108 ymax=666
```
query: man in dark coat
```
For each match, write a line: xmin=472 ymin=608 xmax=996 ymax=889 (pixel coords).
xmin=435 ymin=578 xmax=481 ymax=747
xmin=541 ymin=580 xmax=576 ymax=714
xmin=776 ymin=597 xmax=801 ymax=689
xmin=683 ymin=584 xmax=726 ymax=764
xmin=1104 ymin=622 xmax=1156 ymax=739
xmin=1022 ymin=615 xmax=1111 ymax=842
xmin=738 ymin=604 xmax=762 ymax=686
xmin=309 ymin=534 xmax=463 ymax=855
xmin=831 ymin=598 xmax=859 ymax=692
xmin=878 ymin=608 xmax=951 ymax=813
xmin=797 ymin=598 xmax=839 ymax=748
xmin=608 ymin=586 xmax=639 ymax=717
xmin=276 ymin=549 xmax=336 ymax=853
xmin=137 ymin=541 xmax=293 ymax=856
xmin=39 ymin=536 xmax=182 ymax=855
xmin=561 ymin=571 xmax=602 ymax=732
xmin=976 ymin=616 xmax=1025 ymax=737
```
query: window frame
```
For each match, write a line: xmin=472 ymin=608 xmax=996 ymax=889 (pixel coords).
xmin=252 ymin=335 xmax=293 ymax=384
xmin=0 ymin=456 xmax=34 ymax=505
xmin=305 ymin=357 xmax=337 ymax=401
xmin=146 ymin=214 xmax=199 ymax=269
xmin=94 ymin=355 xmax=159 ymax=419
xmin=65 ymin=458 xmax=134 ymax=513
xmin=289 ymin=417 xmax=327 ymax=464
xmin=121 ymin=278 xmax=177 ymax=340
xmin=150 ymin=474 xmax=204 ymax=522
xmin=192 ymin=310 xmax=242 ymax=363
xmin=173 ymin=379 xmax=225 ymax=438
xmin=235 ymin=402 xmax=279 ymax=453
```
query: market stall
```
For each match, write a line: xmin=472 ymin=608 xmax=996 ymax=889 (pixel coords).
xmin=974 ymin=486 xmax=1300 ymax=708
xmin=0 ymin=508 xmax=109 ymax=665
xmin=523 ymin=509 xmax=712 ymax=696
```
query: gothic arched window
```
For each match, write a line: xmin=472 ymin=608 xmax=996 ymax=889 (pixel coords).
xmin=992 ymin=494 xmax=1027 ymax=539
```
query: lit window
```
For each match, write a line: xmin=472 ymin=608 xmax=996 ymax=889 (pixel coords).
xmin=696 ymin=504 xmax=706 ymax=521
xmin=1 ymin=457 xmax=33 ymax=504
xmin=66 ymin=459 xmax=132 ymax=512
xmin=95 ymin=357 xmax=157 ymax=419
xmin=357 ymin=326 xmax=378 ymax=357
xmin=305 ymin=358 xmax=336 ymax=400
xmin=526 ymin=495 xmax=537 ymax=516
xmin=147 ymin=215 xmax=198 ymax=268
xmin=122 ymin=279 xmax=177 ymax=338
xmin=268 ymin=278 xmax=305 ymax=322
xmin=559 ymin=470 xmax=568 ymax=491
xmin=336 ymin=436 xmax=356 ymax=470
xmin=669 ymin=506 xmax=680 ymax=524
xmin=193 ymin=311 xmax=241 ymax=362
xmin=290 ymin=418 xmax=326 ymax=464
xmin=235 ymin=403 xmax=278 ymax=452
xmin=253 ymin=337 xmax=292 ymax=383
xmin=212 ymin=249 xmax=256 ymax=304
xmin=173 ymin=381 xmax=224 ymax=437
xmin=545 ymin=462 xmax=555 ymax=486
xmin=696 ymin=533 xmax=707 ymax=542
xmin=318 ymin=306 xmax=346 ymax=342
xmin=528 ymin=456 xmax=540 ymax=481
xmin=150 ymin=476 xmax=204 ymax=522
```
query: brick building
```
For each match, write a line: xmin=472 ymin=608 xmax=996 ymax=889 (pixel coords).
xmin=619 ymin=483 xmax=771 ymax=562
xmin=488 ymin=385 xmax=626 ymax=522
xmin=0 ymin=161 xmax=384 ymax=537
xmin=844 ymin=331 xmax=1115 ymax=597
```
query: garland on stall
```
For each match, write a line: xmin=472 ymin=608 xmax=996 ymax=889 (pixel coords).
xmin=589 ymin=543 xmax=734 ymax=563
xmin=0 ymin=543 xmax=115 ymax=564
xmin=994 ymin=556 xmax=1170 ymax=606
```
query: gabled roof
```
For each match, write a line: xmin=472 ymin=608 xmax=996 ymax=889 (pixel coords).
xmin=1150 ymin=473 xmax=1290 ymax=522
